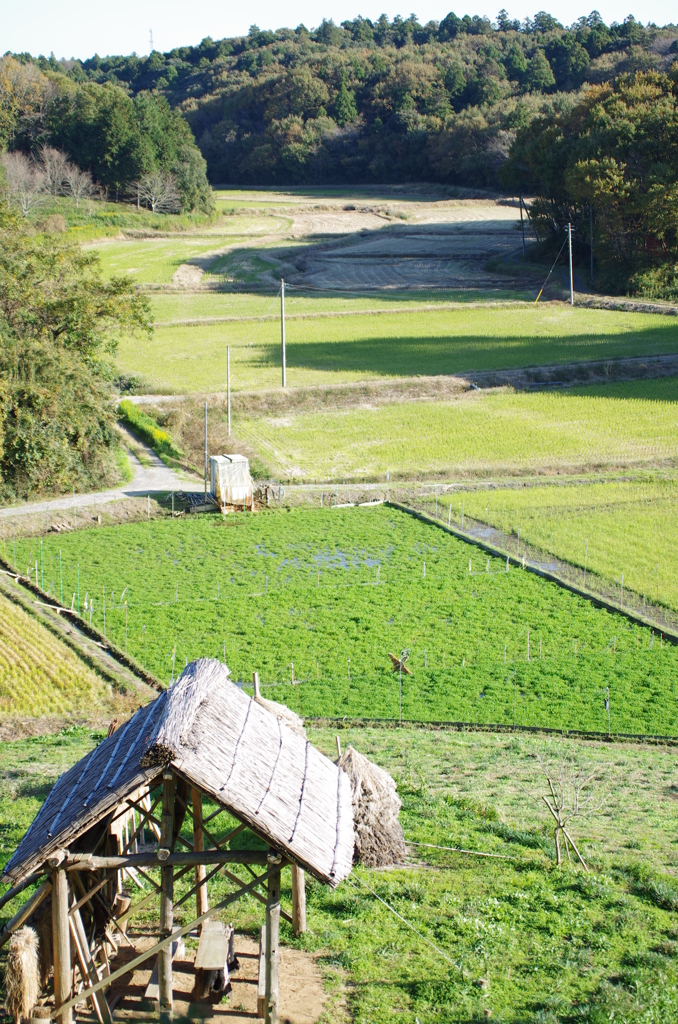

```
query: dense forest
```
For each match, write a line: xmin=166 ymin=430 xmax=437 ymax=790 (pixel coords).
xmin=7 ymin=11 xmax=677 ymax=188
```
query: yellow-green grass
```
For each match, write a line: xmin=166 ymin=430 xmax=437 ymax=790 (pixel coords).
xmin=92 ymin=225 xmax=286 ymax=284
xmin=0 ymin=593 xmax=114 ymax=718
xmin=148 ymin=289 xmax=527 ymax=324
xmin=454 ymin=476 xmax=678 ymax=614
xmin=116 ymin=305 xmax=678 ymax=393
xmin=236 ymin=379 xmax=678 ymax=481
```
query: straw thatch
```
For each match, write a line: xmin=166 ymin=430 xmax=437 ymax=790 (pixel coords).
xmin=3 ymin=660 xmax=353 ymax=889
xmin=253 ymin=676 xmax=306 ymax=738
xmin=4 ymin=926 xmax=39 ymax=1024
xmin=337 ymin=746 xmax=407 ymax=867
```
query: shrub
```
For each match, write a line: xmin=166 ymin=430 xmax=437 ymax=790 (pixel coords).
xmin=117 ymin=400 xmax=183 ymax=460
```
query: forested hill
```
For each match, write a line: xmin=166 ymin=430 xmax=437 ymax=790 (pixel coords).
xmin=8 ymin=12 xmax=678 ymax=187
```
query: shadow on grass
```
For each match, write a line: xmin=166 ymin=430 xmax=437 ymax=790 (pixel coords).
xmin=247 ymin=326 xmax=678 ymax=381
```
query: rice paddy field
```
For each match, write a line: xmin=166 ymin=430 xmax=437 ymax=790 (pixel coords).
xmin=431 ymin=475 xmax=678 ymax=616
xmin=233 ymin=378 xmax=678 ymax=481
xmin=13 ymin=505 xmax=678 ymax=737
xmin=4 ymin=724 xmax=678 ymax=1023
xmin=116 ymin=303 xmax=678 ymax=393
xmin=0 ymin=592 xmax=119 ymax=720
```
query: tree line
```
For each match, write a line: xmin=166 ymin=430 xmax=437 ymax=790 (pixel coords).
xmin=9 ymin=10 xmax=673 ymax=191
xmin=0 ymin=56 xmax=213 ymax=212
xmin=503 ymin=68 xmax=678 ymax=296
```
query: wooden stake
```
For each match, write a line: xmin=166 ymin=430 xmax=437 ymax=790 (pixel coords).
xmin=253 ymin=670 xmax=260 ymax=699
xmin=335 ymin=735 xmax=342 ymax=758
xmin=53 ymin=868 xmax=73 ymax=1024
xmin=192 ymin=788 xmax=209 ymax=931
xmin=265 ymin=853 xmax=281 ymax=1024
xmin=158 ymin=771 xmax=175 ymax=1020
xmin=291 ymin=864 xmax=306 ymax=936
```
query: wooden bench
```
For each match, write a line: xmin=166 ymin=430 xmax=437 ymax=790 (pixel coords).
xmin=192 ymin=921 xmax=232 ymax=1002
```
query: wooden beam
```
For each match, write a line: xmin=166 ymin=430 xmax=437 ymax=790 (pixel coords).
xmin=0 ymin=871 xmax=45 ymax=914
xmin=52 ymin=868 xmax=73 ymax=1024
xmin=265 ymin=852 xmax=281 ymax=1024
xmin=191 ymin=788 xmax=208 ymax=932
xmin=158 ymin=771 xmax=174 ymax=1021
xmin=291 ymin=864 xmax=306 ymax=936
xmin=66 ymin=850 xmax=269 ymax=870
xmin=0 ymin=879 xmax=51 ymax=950
xmin=52 ymin=863 xmax=278 ymax=1020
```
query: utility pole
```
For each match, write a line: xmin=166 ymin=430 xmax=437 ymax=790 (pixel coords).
xmin=519 ymin=193 xmax=526 ymax=258
xmin=204 ymin=402 xmax=208 ymax=503
xmin=568 ymin=222 xmax=574 ymax=306
xmin=590 ymin=203 xmax=594 ymax=281
xmin=227 ymin=345 xmax=231 ymax=438
xmin=281 ymin=279 xmax=286 ymax=388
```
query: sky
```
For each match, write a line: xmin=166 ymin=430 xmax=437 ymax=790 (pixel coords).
xmin=2 ymin=0 xmax=676 ymax=61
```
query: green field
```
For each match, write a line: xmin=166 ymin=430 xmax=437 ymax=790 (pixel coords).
xmin=14 ymin=506 xmax=678 ymax=736
xmin=435 ymin=476 xmax=678 ymax=616
xmin=115 ymin=304 xmax=678 ymax=393
xmin=3 ymin=724 xmax=678 ymax=1022
xmin=234 ymin=378 xmax=678 ymax=481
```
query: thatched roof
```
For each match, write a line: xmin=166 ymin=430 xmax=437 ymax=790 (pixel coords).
xmin=3 ymin=660 xmax=354 ymax=888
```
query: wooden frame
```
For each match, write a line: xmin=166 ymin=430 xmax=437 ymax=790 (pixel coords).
xmin=9 ymin=769 xmax=311 ymax=1024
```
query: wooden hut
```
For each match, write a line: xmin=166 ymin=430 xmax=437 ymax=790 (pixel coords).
xmin=0 ymin=659 xmax=354 ymax=1023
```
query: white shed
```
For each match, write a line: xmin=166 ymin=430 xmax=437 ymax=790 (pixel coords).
xmin=209 ymin=454 xmax=254 ymax=508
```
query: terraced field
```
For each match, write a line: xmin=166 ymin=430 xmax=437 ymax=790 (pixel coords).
xmin=0 ymin=592 xmax=121 ymax=724
xmin=117 ymin=303 xmax=678 ymax=393
xmin=16 ymin=505 xmax=678 ymax=736
xmin=233 ymin=378 xmax=678 ymax=481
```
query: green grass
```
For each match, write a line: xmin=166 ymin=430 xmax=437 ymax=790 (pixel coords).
xmin=115 ymin=305 xmax=678 ymax=393
xmin=444 ymin=475 xmax=678 ymax=616
xmin=30 ymin=194 xmax=216 ymax=241
xmin=148 ymin=290 xmax=534 ymax=324
xmin=4 ymin=724 xmax=678 ymax=1022
xmin=14 ymin=506 xmax=678 ymax=736
xmin=118 ymin=400 xmax=183 ymax=461
xmin=235 ymin=378 xmax=678 ymax=481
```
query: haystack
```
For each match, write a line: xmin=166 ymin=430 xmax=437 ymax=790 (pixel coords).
xmin=253 ymin=673 xmax=306 ymax=738
xmin=337 ymin=746 xmax=407 ymax=867
xmin=4 ymin=926 xmax=39 ymax=1024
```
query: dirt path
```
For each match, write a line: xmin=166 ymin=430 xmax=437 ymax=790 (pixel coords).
xmin=0 ymin=430 xmax=200 ymax=521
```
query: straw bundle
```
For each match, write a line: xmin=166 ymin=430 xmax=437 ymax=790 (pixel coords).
xmin=4 ymin=926 xmax=39 ymax=1024
xmin=337 ymin=746 xmax=406 ymax=867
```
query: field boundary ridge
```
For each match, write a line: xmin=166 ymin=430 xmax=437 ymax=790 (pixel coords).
xmin=308 ymin=716 xmax=678 ymax=746
xmin=0 ymin=553 xmax=164 ymax=694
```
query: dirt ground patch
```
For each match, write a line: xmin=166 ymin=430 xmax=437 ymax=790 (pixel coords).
xmin=104 ymin=934 xmax=328 ymax=1024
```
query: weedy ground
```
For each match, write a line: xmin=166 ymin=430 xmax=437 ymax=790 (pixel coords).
xmin=13 ymin=505 xmax=678 ymax=736
xmin=2 ymin=725 xmax=678 ymax=1023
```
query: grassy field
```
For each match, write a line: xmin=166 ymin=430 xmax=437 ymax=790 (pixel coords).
xmin=232 ymin=378 xmax=678 ymax=481
xmin=3 ymin=724 xmax=678 ymax=1022
xmin=0 ymin=592 xmax=120 ymax=720
xmin=115 ymin=304 xmax=678 ymax=393
xmin=13 ymin=506 xmax=678 ymax=736
xmin=436 ymin=475 xmax=678 ymax=616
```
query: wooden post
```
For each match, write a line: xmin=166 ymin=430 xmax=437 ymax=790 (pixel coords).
xmin=192 ymin=787 xmax=209 ymax=930
xmin=253 ymin=670 xmax=260 ymax=699
xmin=158 ymin=771 xmax=175 ymax=1020
xmin=291 ymin=864 xmax=306 ymax=936
xmin=52 ymin=868 xmax=73 ymax=1024
xmin=265 ymin=852 xmax=281 ymax=1024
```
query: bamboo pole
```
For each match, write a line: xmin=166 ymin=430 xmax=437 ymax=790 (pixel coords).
xmin=191 ymin=788 xmax=209 ymax=932
xmin=52 ymin=868 xmax=73 ymax=1024
xmin=265 ymin=852 xmax=281 ymax=1024
xmin=291 ymin=864 xmax=306 ymax=936
xmin=66 ymin=850 xmax=268 ymax=870
xmin=158 ymin=771 xmax=175 ymax=1020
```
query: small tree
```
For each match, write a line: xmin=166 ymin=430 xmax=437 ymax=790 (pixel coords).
xmin=39 ymin=146 xmax=69 ymax=196
xmin=1 ymin=151 xmax=45 ymax=217
xmin=132 ymin=172 xmax=181 ymax=214
xmin=537 ymin=754 xmax=608 ymax=871
xmin=63 ymin=162 xmax=97 ymax=209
